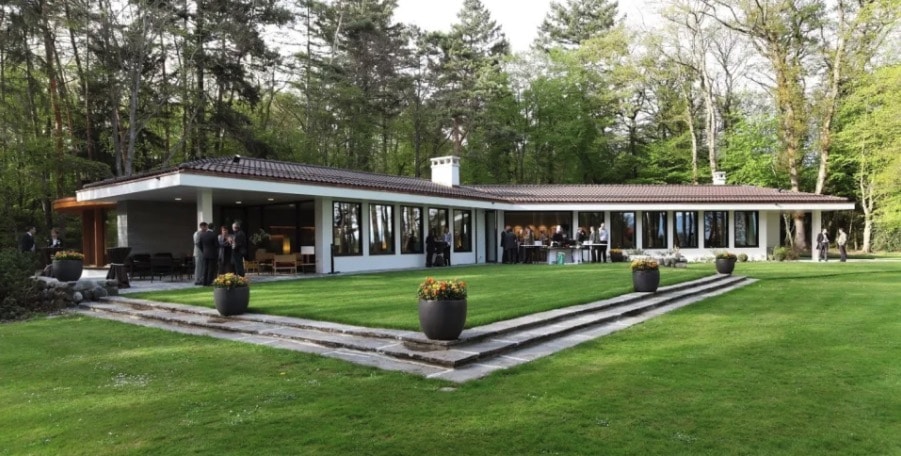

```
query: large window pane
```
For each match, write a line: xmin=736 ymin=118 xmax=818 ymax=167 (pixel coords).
xmin=428 ymin=208 xmax=449 ymax=237
xmin=675 ymin=211 xmax=699 ymax=248
xmin=578 ymin=212 xmax=605 ymax=233
xmin=401 ymin=206 xmax=423 ymax=254
xmin=642 ymin=211 xmax=668 ymax=249
xmin=453 ymin=210 xmax=472 ymax=252
xmin=610 ymin=212 xmax=635 ymax=249
xmin=333 ymin=201 xmax=362 ymax=256
xmin=704 ymin=211 xmax=729 ymax=248
xmin=734 ymin=211 xmax=759 ymax=247
xmin=369 ymin=204 xmax=394 ymax=255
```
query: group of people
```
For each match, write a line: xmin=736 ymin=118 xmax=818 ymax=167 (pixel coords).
xmin=424 ymin=228 xmax=452 ymax=267
xmin=19 ymin=226 xmax=64 ymax=254
xmin=816 ymin=227 xmax=848 ymax=262
xmin=193 ymin=221 xmax=248 ymax=285
xmin=500 ymin=223 xmax=610 ymax=264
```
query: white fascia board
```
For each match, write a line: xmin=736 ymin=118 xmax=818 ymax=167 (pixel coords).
xmin=179 ymin=174 xmax=499 ymax=209
xmin=77 ymin=172 xmax=182 ymax=202
xmin=507 ymin=202 xmax=856 ymax=211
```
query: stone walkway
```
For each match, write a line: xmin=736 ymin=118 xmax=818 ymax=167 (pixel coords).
xmin=75 ymin=274 xmax=755 ymax=383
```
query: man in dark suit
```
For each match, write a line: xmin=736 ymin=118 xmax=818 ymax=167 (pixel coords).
xmin=231 ymin=222 xmax=248 ymax=277
xmin=197 ymin=222 xmax=219 ymax=285
xmin=19 ymin=226 xmax=36 ymax=253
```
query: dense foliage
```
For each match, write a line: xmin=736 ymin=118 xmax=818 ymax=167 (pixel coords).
xmin=0 ymin=249 xmax=42 ymax=320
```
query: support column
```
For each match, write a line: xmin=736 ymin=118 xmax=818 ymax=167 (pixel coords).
xmin=82 ymin=209 xmax=95 ymax=265
xmin=93 ymin=208 xmax=105 ymax=266
xmin=811 ymin=210 xmax=822 ymax=261
xmin=315 ymin=197 xmax=331 ymax=274
xmin=635 ymin=211 xmax=643 ymax=250
xmin=196 ymin=188 xmax=214 ymax=225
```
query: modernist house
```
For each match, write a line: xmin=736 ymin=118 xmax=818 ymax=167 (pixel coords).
xmin=70 ymin=156 xmax=854 ymax=272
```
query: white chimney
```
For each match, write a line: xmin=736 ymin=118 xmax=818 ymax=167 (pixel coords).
xmin=712 ymin=171 xmax=727 ymax=185
xmin=430 ymin=156 xmax=461 ymax=187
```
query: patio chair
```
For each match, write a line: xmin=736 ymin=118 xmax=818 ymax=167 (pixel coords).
xmin=272 ymin=254 xmax=297 ymax=274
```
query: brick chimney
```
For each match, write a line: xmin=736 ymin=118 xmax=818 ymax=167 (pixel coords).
xmin=430 ymin=156 xmax=460 ymax=187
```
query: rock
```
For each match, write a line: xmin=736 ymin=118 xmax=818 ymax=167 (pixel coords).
xmin=92 ymin=287 xmax=108 ymax=299
xmin=72 ymin=292 xmax=83 ymax=303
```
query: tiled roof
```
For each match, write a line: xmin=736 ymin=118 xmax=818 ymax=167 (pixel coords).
xmin=83 ymin=157 xmax=851 ymax=205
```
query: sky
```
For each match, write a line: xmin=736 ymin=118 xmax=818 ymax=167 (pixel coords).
xmin=393 ymin=0 xmax=659 ymax=52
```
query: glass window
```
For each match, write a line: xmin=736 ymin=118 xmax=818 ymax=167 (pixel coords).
xmin=704 ymin=211 xmax=729 ymax=248
xmin=734 ymin=211 xmax=759 ymax=247
xmin=333 ymin=201 xmax=362 ymax=256
xmin=578 ymin=212 xmax=605 ymax=233
xmin=428 ymin=207 xmax=448 ymax=237
xmin=369 ymin=204 xmax=394 ymax=255
xmin=453 ymin=210 xmax=472 ymax=252
xmin=642 ymin=211 xmax=668 ymax=249
xmin=401 ymin=206 xmax=423 ymax=254
xmin=674 ymin=211 xmax=699 ymax=248
xmin=610 ymin=212 xmax=635 ymax=249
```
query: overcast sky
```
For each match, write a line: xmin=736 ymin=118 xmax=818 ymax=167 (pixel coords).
xmin=393 ymin=0 xmax=659 ymax=52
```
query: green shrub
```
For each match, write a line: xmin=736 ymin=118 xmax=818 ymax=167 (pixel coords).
xmin=773 ymin=246 xmax=788 ymax=262
xmin=738 ymin=253 xmax=749 ymax=262
xmin=0 ymin=248 xmax=42 ymax=320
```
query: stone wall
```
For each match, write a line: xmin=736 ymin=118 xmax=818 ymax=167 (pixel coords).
xmin=34 ymin=276 xmax=119 ymax=307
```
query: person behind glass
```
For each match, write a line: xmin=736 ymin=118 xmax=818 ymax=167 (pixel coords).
xmin=588 ymin=226 xmax=599 ymax=262
xmin=425 ymin=231 xmax=436 ymax=267
xmin=502 ymin=226 xmax=516 ymax=263
xmin=552 ymin=225 xmax=565 ymax=246
xmin=218 ymin=225 xmax=233 ymax=273
xmin=231 ymin=221 xmax=248 ymax=276
xmin=197 ymin=222 xmax=219 ymax=285
xmin=443 ymin=228 xmax=452 ymax=266
xmin=192 ymin=223 xmax=204 ymax=285
xmin=598 ymin=223 xmax=609 ymax=263
xmin=837 ymin=227 xmax=848 ymax=262
xmin=521 ymin=227 xmax=534 ymax=263
xmin=816 ymin=228 xmax=830 ymax=261
xmin=48 ymin=228 xmax=63 ymax=249
xmin=19 ymin=226 xmax=36 ymax=253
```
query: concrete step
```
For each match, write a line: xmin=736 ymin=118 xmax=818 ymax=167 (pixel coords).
xmin=75 ymin=274 xmax=755 ymax=382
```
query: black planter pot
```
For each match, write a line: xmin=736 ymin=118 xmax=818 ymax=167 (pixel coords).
xmin=418 ymin=299 xmax=467 ymax=340
xmin=52 ymin=259 xmax=83 ymax=282
xmin=214 ymin=287 xmax=250 ymax=316
xmin=715 ymin=258 xmax=736 ymax=275
xmin=632 ymin=269 xmax=660 ymax=292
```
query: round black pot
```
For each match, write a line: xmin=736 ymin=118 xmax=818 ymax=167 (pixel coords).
xmin=632 ymin=269 xmax=660 ymax=293
xmin=214 ymin=287 xmax=250 ymax=316
xmin=418 ymin=299 xmax=467 ymax=340
xmin=715 ymin=258 xmax=736 ymax=275
xmin=52 ymin=259 xmax=83 ymax=282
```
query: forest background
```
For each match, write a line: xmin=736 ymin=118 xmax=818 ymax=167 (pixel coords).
xmin=0 ymin=0 xmax=899 ymax=252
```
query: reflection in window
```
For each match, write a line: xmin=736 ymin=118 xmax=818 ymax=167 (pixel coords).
xmin=704 ymin=211 xmax=729 ymax=248
xmin=610 ymin=212 xmax=635 ymax=249
xmin=642 ymin=211 xmax=667 ymax=249
xmin=453 ymin=210 xmax=472 ymax=252
xmin=369 ymin=204 xmax=394 ymax=255
xmin=734 ymin=211 xmax=759 ymax=247
xmin=578 ymin=212 xmax=605 ymax=233
xmin=428 ymin=207 xmax=448 ymax=236
xmin=674 ymin=211 xmax=699 ymax=248
xmin=333 ymin=201 xmax=362 ymax=255
xmin=401 ymin=206 xmax=423 ymax=254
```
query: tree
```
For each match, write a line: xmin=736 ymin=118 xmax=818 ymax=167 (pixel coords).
xmin=534 ymin=0 xmax=618 ymax=50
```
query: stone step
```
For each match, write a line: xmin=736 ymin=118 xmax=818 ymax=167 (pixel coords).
xmin=76 ymin=274 xmax=755 ymax=381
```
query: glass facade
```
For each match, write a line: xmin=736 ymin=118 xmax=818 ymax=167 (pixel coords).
xmin=642 ymin=211 xmax=668 ymax=249
xmin=610 ymin=212 xmax=636 ymax=249
xmin=734 ymin=211 xmax=759 ymax=247
xmin=453 ymin=210 xmax=472 ymax=252
xmin=428 ymin=207 xmax=449 ymax=236
xmin=578 ymin=212 xmax=605 ymax=232
xmin=674 ymin=211 xmax=699 ymax=248
xmin=333 ymin=201 xmax=362 ymax=255
xmin=369 ymin=204 xmax=394 ymax=255
xmin=704 ymin=211 xmax=729 ymax=248
xmin=401 ymin=206 xmax=423 ymax=254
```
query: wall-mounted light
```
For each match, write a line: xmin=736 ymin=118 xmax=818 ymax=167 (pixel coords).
xmin=174 ymin=197 xmax=182 ymax=201
xmin=267 ymin=198 xmax=275 ymax=202
xmin=236 ymin=201 xmax=242 ymax=205
xmin=282 ymin=237 xmax=291 ymax=254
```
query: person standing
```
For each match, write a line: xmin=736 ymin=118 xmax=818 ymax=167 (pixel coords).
xmin=425 ymin=231 xmax=436 ymax=267
xmin=193 ymin=223 xmax=204 ymax=285
xmin=218 ymin=225 xmax=233 ymax=273
xmin=198 ymin=222 xmax=219 ymax=285
xmin=816 ymin=228 xmax=830 ymax=262
xmin=837 ymin=227 xmax=848 ymax=262
xmin=19 ymin=226 xmax=36 ymax=253
xmin=588 ymin=226 xmax=599 ymax=263
xmin=443 ymin=228 xmax=453 ymax=266
xmin=48 ymin=228 xmax=63 ymax=249
xmin=231 ymin=221 xmax=247 ymax=277
xmin=598 ymin=223 xmax=609 ymax=263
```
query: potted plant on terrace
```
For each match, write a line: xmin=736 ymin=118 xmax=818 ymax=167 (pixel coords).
xmin=610 ymin=249 xmax=625 ymax=263
xmin=52 ymin=250 xmax=84 ymax=282
xmin=417 ymin=277 xmax=467 ymax=340
xmin=212 ymin=273 xmax=250 ymax=316
xmin=715 ymin=251 xmax=738 ymax=275
xmin=631 ymin=258 xmax=660 ymax=292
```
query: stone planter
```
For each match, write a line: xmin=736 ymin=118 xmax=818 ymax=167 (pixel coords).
xmin=715 ymin=258 xmax=736 ymax=275
xmin=632 ymin=269 xmax=660 ymax=293
xmin=52 ymin=259 xmax=83 ymax=282
xmin=214 ymin=287 xmax=250 ymax=316
xmin=418 ymin=299 xmax=467 ymax=340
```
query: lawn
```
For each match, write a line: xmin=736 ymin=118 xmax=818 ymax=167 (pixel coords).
xmin=127 ymin=263 xmax=712 ymax=330
xmin=1 ymin=261 xmax=899 ymax=455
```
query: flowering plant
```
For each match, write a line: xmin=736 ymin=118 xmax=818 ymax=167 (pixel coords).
xmin=417 ymin=277 xmax=467 ymax=301
xmin=715 ymin=251 xmax=737 ymax=260
xmin=630 ymin=258 xmax=659 ymax=271
xmin=212 ymin=273 xmax=250 ymax=289
xmin=53 ymin=250 xmax=84 ymax=261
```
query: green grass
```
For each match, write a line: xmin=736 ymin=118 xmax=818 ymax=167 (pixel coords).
xmin=128 ymin=263 xmax=712 ymax=330
xmin=1 ymin=261 xmax=899 ymax=455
